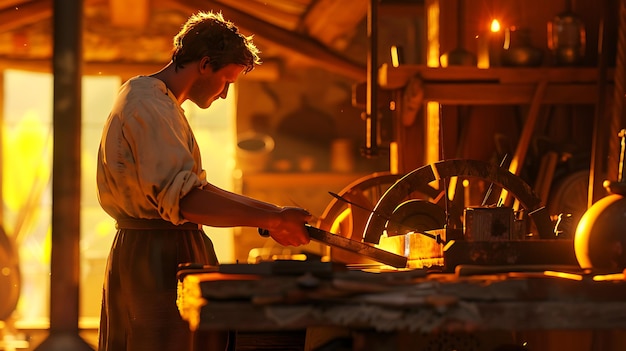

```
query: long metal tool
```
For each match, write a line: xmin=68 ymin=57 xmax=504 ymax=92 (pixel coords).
xmin=258 ymin=225 xmax=408 ymax=268
xmin=305 ymin=225 xmax=407 ymax=268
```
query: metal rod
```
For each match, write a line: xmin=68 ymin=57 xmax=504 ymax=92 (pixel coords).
xmin=364 ymin=0 xmax=379 ymax=157
xmin=619 ymin=129 xmax=626 ymax=182
xmin=482 ymin=154 xmax=508 ymax=206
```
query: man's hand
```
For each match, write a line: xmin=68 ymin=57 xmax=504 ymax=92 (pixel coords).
xmin=263 ymin=206 xmax=311 ymax=246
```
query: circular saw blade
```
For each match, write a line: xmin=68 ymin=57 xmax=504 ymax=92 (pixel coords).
xmin=386 ymin=199 xmax=446 ymax=236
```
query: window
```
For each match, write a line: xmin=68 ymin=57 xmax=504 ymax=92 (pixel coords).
xmin=3 ymin=70 xmax=236 ymax=324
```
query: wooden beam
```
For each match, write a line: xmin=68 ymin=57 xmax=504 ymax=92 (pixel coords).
xmin=353 ymin=80 xmax=613 ymax=106
xmin=0 ymin=0 xmax=33 ymax=8
xmin=302 ymin=0 xmax=367 ymax=50
xmin=214 ymin=0 xmax=303 ymax=30
xmin=171 ymin=0 xmax=366 ymax=81
xmin=0 ymin=0 xmax=52 ymax=33
xmin=0 ymin=57 xmax=280 ymax=81
xmin=379 ymin=1 xmax=425 ymax=17
xmin=110 ymin=0 xmax=149 ymax=28
xmin=378 ymin=65 xmax=616 ymax=89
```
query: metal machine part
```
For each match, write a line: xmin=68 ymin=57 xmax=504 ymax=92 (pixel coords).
xmin=363 ymin=159 xmax=553 ymax=244
xmin=575 ymin=129 xmax=626 ymax=271
xmin=386 ymin=199 xmax=446 ymax=236
xmin=316 ymin=159 xmax=555 ymax=268
xmin=317 ymin=172 xmax=403 ymax=241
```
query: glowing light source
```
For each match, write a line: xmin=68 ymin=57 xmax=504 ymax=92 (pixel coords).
xmin=390 ymin=45 xmax=401 ymax=67
xmin=593 ymin=273 xmax=625 ymax=281
xmin=490 ymin=19 xmax=501 ymax=33
xmin=543 ymin=270 xmax=583 ymax=281
xmin=426 ymin=1 xmax=440 ymax=67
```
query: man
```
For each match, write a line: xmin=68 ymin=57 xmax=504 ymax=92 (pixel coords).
xmin=97 ymin=11 xmax=311 ymax=351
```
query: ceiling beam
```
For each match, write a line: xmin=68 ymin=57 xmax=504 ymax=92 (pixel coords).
xmin=302 ymin=0 xmax=368 ymax=50
xmin=110 ymin=0 xmax=149 ymax=28
xmin=214 ymin=0 xmax=302 ymax=30
xmin=171 ymin=0 xmax=366 ymax=81
xmin=0 ymin=0 xmax=33 ymax=8
xmin=0 ymin=57 xmax=280 ymax=82
xmin=0 ymin=0 xmax=52 ymax=32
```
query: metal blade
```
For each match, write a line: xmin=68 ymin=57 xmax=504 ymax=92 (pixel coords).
xmin=327 ymin=191 xmax=444 ymax=244
xmin=305 ymin=225 xmax=407 ymax=268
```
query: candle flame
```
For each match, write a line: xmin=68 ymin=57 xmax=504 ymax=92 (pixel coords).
xmin=490 ymin=19 xmax=501 ymax=33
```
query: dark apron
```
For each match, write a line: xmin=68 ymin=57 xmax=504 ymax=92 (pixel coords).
xmin=98 ymin=219 xmax=226 ymax=351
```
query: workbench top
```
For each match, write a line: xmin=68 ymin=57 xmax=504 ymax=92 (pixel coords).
xmin=177 ymin=261 xmax=626 ymax=333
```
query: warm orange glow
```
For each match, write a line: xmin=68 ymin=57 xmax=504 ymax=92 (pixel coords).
xmin=272 ymin=254 xmax=307 ymax=261
xmin=498 ymin=189 xmax=509 ymax=207
xmin=463 ymin=179 xmax=470 ymax=208
xmin=426 ymin=1 xmax=440 ymax=67
xmin=476 ymin=33 xmax=490 ymax=69
xmin=447 ymin=176 xmax=458 ymax=202
xmin=330 ymin=208 xmax=352 ymax=234
xmin=426 ymin=102 xmax=441 ymax=163
xmin=574 ymin=194 xmax=623 ymax=269
xmin=389 ymin=141 xmax=398 ymax=174
xmin=390 ymin=45 xmax=401 ymax=67
xmin=3 ymin=111 xmax=52 ymax=216
xmin=3 ymin=70 xmax=239 ymax=324
xmin=490 ymin=19 xmax=501 ymax=33
xmin=439 ymin=54 xmax=449 ymax=68
xmin=543 ymin=271 xmax=583 ymax=281
xmin=376 ymin=236 xmax=404 ymax=257
xmin=593 ymin=273 xmax=625 ymax=281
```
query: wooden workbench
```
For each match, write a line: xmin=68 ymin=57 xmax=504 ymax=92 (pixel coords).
xmin=177 ymin=261 xmax=626 ymax=351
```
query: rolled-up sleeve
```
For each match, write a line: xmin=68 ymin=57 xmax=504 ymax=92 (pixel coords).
xmin=97 ymin=77 xmax=206 ymax=224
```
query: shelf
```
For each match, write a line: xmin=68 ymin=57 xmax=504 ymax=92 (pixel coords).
xmin=378 ymin=64 xmax=615 ymax=89
xmin=354 ymin=64 xmax=615 ymax=106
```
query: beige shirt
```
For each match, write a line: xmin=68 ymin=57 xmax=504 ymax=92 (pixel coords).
xmin=97 ymin=76 xmax=207 ymax=224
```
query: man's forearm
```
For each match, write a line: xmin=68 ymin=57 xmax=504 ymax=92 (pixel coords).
xmin=180 ymin=187 xmax=281 ymax=229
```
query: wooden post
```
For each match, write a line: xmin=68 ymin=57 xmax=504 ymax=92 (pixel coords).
xmin=0 ymin=70 xmax=4 ymax=224
xmin=588 ymin=0 xmax=612 ymax=206
xmin=609 ymin=0 xmax=626 ymax=185
xmin=34 ymin=0 xmax=93 ymax=350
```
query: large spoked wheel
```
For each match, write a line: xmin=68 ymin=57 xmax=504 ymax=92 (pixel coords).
xmin=362 ymin=159 xmax=554 ymax=244
xmin=316 ymin=172 xmax=404 ymax=264
xmin=317 ymin=172 xmax=404 ymax=240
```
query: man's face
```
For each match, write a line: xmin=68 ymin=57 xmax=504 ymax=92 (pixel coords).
xmin=189 ymin=63 xmax=245 ymax=109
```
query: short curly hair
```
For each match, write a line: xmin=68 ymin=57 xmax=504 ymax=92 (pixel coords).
xmin=172 ymin=11 xmax=261 ymax=73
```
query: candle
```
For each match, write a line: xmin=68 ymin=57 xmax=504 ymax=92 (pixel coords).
xmin=488 ymin=19 xmax=504 ymax=67
xmin=476 ymin=32 xmax=490 ymax=68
